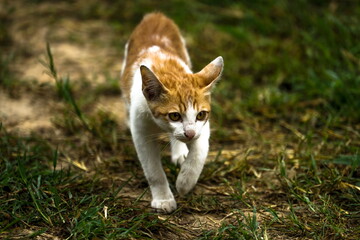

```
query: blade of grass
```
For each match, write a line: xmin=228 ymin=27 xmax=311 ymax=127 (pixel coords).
xmin=17 ymin=152 xmax=53 ymax=226
xmin=28 ymin=228 xmax=48 ymax=238
xmin=41 ymin=42 xmax=93 ymax=133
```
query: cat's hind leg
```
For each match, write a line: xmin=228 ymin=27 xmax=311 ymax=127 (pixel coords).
xmin=170 ymin=136 xmax=189 ymax=166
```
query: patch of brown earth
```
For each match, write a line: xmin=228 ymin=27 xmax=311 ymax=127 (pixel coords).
xmin=2 ymin=0 xmax=125 ymax=133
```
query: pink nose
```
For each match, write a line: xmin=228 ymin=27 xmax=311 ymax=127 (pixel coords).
xmin=184 ymin=129 xmax=195 ymax=140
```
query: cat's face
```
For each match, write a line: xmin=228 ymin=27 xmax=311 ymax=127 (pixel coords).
xmin=150 ymin=89 xmax=211 ymax=143
xmin=141 ymin=57 xmax=223 ymax=143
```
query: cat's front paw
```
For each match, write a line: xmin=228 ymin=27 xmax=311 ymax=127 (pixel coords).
xmin=151 ymin=198 xmax=177 ymax=213
xmin=176 ymin=172 xmax=197 ymax=196
xmin=171 ymin=154 xmax=186 ymax=166
xmin=171 ymin=140 xmax=188 ymax=166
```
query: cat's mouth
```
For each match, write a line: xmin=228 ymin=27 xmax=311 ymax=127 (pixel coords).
xmin=176 ymin=134 xmax=199 ymax=144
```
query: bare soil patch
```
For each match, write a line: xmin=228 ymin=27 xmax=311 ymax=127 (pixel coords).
xmin=1 ymin=0 xmax=123 ymax=133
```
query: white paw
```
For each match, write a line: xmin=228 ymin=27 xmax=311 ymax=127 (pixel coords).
xmin=171 ymin=141 xmax=188 ymax=166
xmin=151 ymin=198 xmax=177 ymax=213
xmin=176 ymin=171 xmax=197 ymax=196
xmin=171 ymin=154 xmax=186 ymax=166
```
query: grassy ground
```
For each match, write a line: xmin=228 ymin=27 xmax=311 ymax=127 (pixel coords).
xmin=1 ymin=0 xmax=359 ymax=239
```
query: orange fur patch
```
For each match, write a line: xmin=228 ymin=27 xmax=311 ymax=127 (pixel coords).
xmin=121 ymin=12 xmax=215 ymax=119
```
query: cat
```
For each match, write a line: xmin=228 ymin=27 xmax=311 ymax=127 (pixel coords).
xmin=120 ymin=12 xmax=223 ymax=213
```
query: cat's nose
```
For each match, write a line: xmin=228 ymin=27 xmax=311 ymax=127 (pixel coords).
xmin=184 ymin=129 xmax=195 ymax=140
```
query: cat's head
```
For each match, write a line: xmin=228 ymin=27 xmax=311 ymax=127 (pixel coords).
xmin=140 ymin=56 xmax=223 ymax=143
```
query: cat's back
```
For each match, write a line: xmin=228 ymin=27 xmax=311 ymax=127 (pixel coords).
xmin=121 ymin=12 xmax=190 ymax=102
xmin=127 ymin=12 xmax=186 ymax=60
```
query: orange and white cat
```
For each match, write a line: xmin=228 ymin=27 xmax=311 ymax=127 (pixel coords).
xmin=120 ymin=12 xmax=223 ymax=213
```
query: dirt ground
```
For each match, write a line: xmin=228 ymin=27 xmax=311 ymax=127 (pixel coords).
xmin=1 ymin=1 xmax=124 ymax=134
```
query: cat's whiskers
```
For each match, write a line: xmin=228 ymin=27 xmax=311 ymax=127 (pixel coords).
xmin=143 ymin=132 xmax=166 ymax=145
xmin=160 ymin=140 xmax=172 ymax=155
xmin=142 ymin=133 xmax=173 ymax=159
xmin=161 ymin=137 xmax=180 ymax=155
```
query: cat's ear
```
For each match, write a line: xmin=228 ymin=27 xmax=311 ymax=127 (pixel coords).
xmin=140 ymin=65 xmax=167 ymax=101
xmin=195 ymin=56 xmax=224 ymax=91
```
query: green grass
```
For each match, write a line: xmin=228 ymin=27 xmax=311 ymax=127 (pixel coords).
xmin=1 ymin=0 xmax=360 ymax=239
xmin=0 ymin=125 xmax=178 ymax=239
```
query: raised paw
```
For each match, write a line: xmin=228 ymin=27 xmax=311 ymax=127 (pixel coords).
xmin=176 ymin=171 xmax=198 ymax=196
xmin=151 ymin=198 xmax=177 ymax=213
xmin=171 ymin=154 xmax=186 ymax=166
xmin=171 ymin=140 xmax=188 ymax=166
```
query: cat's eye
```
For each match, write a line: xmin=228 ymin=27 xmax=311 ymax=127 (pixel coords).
xmin=168 ymin=112 xmax=181 ymax=121
xmin=196 ymin=111 xmax=208 ymax=121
